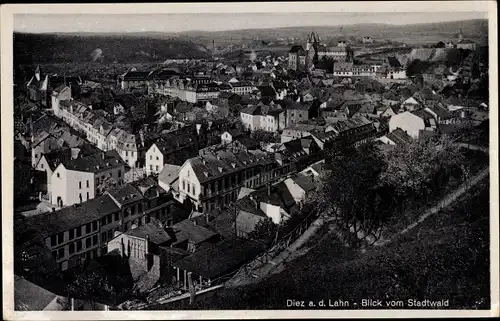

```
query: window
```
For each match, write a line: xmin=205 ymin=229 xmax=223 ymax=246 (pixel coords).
xmin=58 ymin=248 xmax=65 ymax=259
xmin=107 ymin=230 xmax=113 ymax=239
xmin=85 ymin=223 xmax=91 ymax=234
xmin=124 ymin=209 xmax=129 ymax=218
xmin=150 ymin=155 xmax=152 ymax=160
xmin=187 ymin=183 xmax=190 ymax=194
xmin=92 ymin=221 xmax=97 ymax=231
xmin=131 ymin=204 xmax=136 ymax=215
xmin=51 ymin=251 xmax=57 ymax=260
xmin=69 ymin=243 xmax=75 ymax=254
xmin=76 ymin=240 xmax=82 ymax=251
xmin=118 ymin=170 xmax=122 ymax=178
xmin=150 ymin=165 xmax=153 ymax=170
xmin=156 ymin=165 xmax=159 ymax=171
xmin=41 ymin=164 xmax=44 ymax=169
xmin=101 ymin=231 xmax=107 ymax=242
xmin=101 ymin=217 xmax=107 ymax=226
xmin=114 ymin=212 xmax=119 ymax=221
xmin=50 ymin=235 xmax=57 ymax=247
xmin=182 ymin=180 xmax=186 ymax=190
xmin=86 ymin=180 xmax=89 ymax=188
xmin=85 ymin=238 xmax=91 ymax=248
xmin=69 ymin=229 xmax=74 ymax=240
xmin=57 ymin=173 xmax=60 ymax=178
xmin=76 ymin=226 xmax=82 ymax=237
xmin=125 ymin=151 xmax=128 ymax=157
xmin=92 ymin=235 xmax=98 ymax=245
xmin=57 ymin=232 xmax=64 ymax=244
xmin=138 ymin=203 xmax=143 ymax=213
xmin=193 ymin=185 xmax=196 ymax=195
xmin=79 ymin=181 xmax=82 ymax=189
xmin=107 ymin=214 xmax=112 ymax=224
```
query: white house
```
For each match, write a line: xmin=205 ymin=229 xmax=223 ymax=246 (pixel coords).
xmin=51 ymin=86 xmax=72 ymax=117
xmin=389 ymin=111 xmax=436 ymax=139
xmin=50 ymin=151 xmax=126 ymax=207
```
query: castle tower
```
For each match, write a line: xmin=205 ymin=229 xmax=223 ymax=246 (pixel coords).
xmin=458 ymin=28 xmax=464 ymax=42
xmin=306 ymin=32 xmax=312 ymax=51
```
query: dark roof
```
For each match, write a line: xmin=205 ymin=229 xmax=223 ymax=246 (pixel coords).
xmin=289 ymin=45 xmax=305 ymax=54
xmin=189 ymin=150 xmax=272 ymax=184
xmin=287 ymin=101 xmax=312 ymax=111
xmin=412 ymin=109 xmax=434 ymax=120
xmin=14 ymin=275 xmax=60 ymax=311
xmin=292 ymin=174 xmax=316 ymax=193
xmin=171 ymin=219 xmax=218 ymax=245
xmin=173 ymin=239 xmax=266 ymax=279
xmin=107 ymin=183 xmax=144 ymax=207
xmin=127 ymin=220 xmax=172 ymax=245
xmin=60 ymin=150 xmax=126 ymax=174
xmin=387 ymin=56 xmax=402 ymax=68
xmin=385 ymin=128 xmax=413 ymax=145
xmin=25 ymin=203 xmax=103 ymax=238
xmin=122 ymin=71 xmax=150 ymax=81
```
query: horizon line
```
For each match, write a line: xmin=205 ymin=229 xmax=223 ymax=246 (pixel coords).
xmin=13 ymin=18 xmax=488 ymax=35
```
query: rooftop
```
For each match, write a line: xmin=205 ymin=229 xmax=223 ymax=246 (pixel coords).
xmin=60 ymin=150 xmax=126 ymax=174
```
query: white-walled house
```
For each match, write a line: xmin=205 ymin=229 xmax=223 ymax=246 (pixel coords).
xmin=51 ymin=86 xmax=72 ymax=117
xmin=389 ymin=110 xmax=436 ymax=139
xmin=50 ymin=151 xmax=126 ymax=207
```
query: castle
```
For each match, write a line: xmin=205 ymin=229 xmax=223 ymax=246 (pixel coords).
xmin=288 ymin=32 xmax=353 ymax=71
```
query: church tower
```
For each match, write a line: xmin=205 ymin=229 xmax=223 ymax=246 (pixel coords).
xmin=458 ymin=28 xmax=464 ymax=42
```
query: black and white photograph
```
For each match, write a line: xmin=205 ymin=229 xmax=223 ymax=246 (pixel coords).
xmin=1 ymin=1 xmax=498 ymax=319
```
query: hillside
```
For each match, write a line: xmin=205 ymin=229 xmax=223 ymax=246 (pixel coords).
xmin=13 ymin=33 xmax=210 ymax=65
xmin=150 ymin=179 xmax=490 ymax=310
xmin=180 ymin=19 xmax=489 ymax=47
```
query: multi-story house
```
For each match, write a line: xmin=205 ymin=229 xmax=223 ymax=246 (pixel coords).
xmin=333 ymin=62 xmax=354 ymax=77
xmin=230 ymin=81 xmax=256 ymax=95
xmin=118 ymin=70 xmax=151 ymax=90
xmin=352 ymin=65 xmax=376 ymax=77
xmin=174 ymin=149 xmax=283 ymax=214
xmin=288 ymin=45 xmax=307 ymax=71
xmin=107 ymin=128 xmax=140 ymax=168
xmin=50 ymin=150 xmax=126 ymax=207
xmin=240 ymin=104 xmax=285 ymax=133
xmin=153 ymin=77 xmax=220 ymax=103
xmin=389 ymin=110 xmax=437 ymax=139
xmin=51 ymin=85 xmax=72 ymax=117
xmin=285 ymin=101 xmax=313 ymax=127
xmin=24 ymin=177 xmax=187 ymax=272
xmin=145 ymin=133 xmax=199 ymax=176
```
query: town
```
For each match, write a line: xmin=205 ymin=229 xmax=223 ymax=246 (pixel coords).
xmin=12 ymin=22 xmax=490 ymax=311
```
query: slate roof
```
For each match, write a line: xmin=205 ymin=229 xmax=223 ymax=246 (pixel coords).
xmin=61 ymin=150 xmax=126 ymax=174
xmin=189 ymin=150 xmax=272 ymax=184
xmin=107 ymin=184 xmax=144 ymax=207
xmin=292 ymin=173 xmax=316 ymax=193
xmin=127 ymin=221 xmax=172 ymax=245
xmin=385 ymin=128 xmax=413 ymax=145
xmin=173 ymin=239 xmax=266 ymax=279
xmin=158 ymin=164 xmax=181 ymax=186
xmin=171 ymin=219 xmax=218 ymax=246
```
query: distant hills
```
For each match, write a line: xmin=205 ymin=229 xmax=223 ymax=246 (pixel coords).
xmin=13 ymin=33 xmax=211 ymax=65
xmin=14 ymin=19 xmax=488 ymax=65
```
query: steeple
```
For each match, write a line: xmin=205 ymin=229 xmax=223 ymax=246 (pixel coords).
xmin=458 ymin=28 xmax=464 ymax=42
xmin=35 ymin=65 xmax=41 ymax=82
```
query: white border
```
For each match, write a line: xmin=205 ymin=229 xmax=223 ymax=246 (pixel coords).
xmin=1 ymin=2 xmax=498 ymax=319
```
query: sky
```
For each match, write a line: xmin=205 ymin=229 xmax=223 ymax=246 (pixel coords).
xmin=14 ymin=12 xmax=488 ymax=34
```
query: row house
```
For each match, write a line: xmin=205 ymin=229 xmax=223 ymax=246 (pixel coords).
xmin=153 ymin=77 xmax=220 ymax=103
xmin=50 ymin=150 xmax=126 ymax=207
xmin=107 ymin=128 xmax=141 ymax=168
xmin=24 ymin=177 xmax=187 ymax=272
xmin=174 ymin=149 xmax=286 ymax=214
xmin=240 ymin=104 xmax=285 ymax=133
xmin=118 ymin=71 xmax=151 ymax=90
xmin=285 ymin=101 xmax=314 ymax=127
xmin=352 ymin=65 xmax=376 ymax=77
xmin=333 ymin=62 xmax=354 ymax=77
xmin=230 ymin=81 xmax=256 ymax=95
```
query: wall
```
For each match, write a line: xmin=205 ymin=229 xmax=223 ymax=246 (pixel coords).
xmin=178 ymin=161 xmax=201 ymax=207
xmin=259 ymin=202 xmax=283 ymax=224
xmin=389 ymin=112 xmax=425 ymax=139
xmin=146 ymin=144 xmax=165 ymax=176
xmin=236 ymin=211 xmax=265 ymax=238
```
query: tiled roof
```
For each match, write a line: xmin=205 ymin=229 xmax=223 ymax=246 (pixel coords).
xmin=107 ymin=183 xmax=143 ymax=207
xmin=126 ymin=220 xmax=172 ymax=245
xmin=385 ymin=128 xmax=413 ymax=145
xmin=158 ymin=164 xmax=181 ymax=186
xmin=189 ymin=149 xmax=272 ymax=184
xmin=171 ymin=219 xmax=218 ymax=246
xmin=173 ymin=238 xmax=265 ymax=279
xmin=61 ymin=150 xmax=126 ymax=174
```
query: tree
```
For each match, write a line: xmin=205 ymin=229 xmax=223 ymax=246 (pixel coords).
xmin=248 ymin=217 xmax=277 ymax=245
xmin=405 ymin=59 xmax=431 ymax=77
xmin=250 ymin=129 xmax=278 ymax=143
